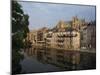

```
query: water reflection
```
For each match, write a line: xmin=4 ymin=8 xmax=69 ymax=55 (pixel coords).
xmin=21 ymin=47 xmax=96 ymax=73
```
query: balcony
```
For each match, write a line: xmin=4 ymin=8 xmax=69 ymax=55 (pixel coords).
xmin=46 ymin=34 xmax=52 ymax=38
xmin=57 ymin=33 xmax=77 ymax=38
xmin=57 ymin=39 xmax=64 ymax=42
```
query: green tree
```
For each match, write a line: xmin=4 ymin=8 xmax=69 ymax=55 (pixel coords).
xmin=12 ymin=1 xmax=29 ymax=74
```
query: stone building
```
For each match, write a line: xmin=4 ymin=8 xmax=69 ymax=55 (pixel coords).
xmin=45 ymin=20 xmax=80 ymax=50
xmin=26 ymin=16 xmax=96 ymax=51
xmin=26 ymin=30 xmax=37 ymax=45
xmin=26 ymin=27 xmax=48 ymax=47
xmin=80 ymin=21 xmax=96 ymax=49
xmin=45 ymin=31 xmax=80 ymax=50
xmin=80 ymin=27 xmax=88 ymax=49
xmin=87 ymin=21 xmax=96 ymax=49
xmin=72 ymin=16 xmax=86 ymax=31
xmin=36 ymin=27 xmax=48 ymax=46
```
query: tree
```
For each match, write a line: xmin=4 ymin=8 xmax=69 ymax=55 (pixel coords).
xmin=12 ymin=1 xmax=29 ymax=74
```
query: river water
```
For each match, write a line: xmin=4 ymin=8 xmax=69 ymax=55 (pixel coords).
xmin=20 ymin=47 xmax=96 ymax=74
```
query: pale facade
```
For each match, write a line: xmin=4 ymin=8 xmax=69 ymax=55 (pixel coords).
xmin=26 ymin=16 xmax=95 ymax=51
xmin=26 ymin=30 xmax=37 ymax=44
xmin=45 ymin=30 xmax=80 ymax=50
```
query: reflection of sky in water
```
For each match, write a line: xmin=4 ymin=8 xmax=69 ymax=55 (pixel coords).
xmin=19 ymin=2 xmax=96 ymax=30
xmin=20 ymin=48 xmax=96 ymax=73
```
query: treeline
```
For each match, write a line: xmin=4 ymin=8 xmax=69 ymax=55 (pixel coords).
xmin=12 ymin=1 xmax=29 ymax=74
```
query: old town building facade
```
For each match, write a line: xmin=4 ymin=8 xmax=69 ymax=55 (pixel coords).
xmin=26 ymin=16 xmax=96 ymax=51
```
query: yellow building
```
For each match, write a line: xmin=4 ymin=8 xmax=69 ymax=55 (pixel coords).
xmin=26 ymin=16 xmax=89 ymax=51
xmin=45 ymin=30 xmax=80 ymax=50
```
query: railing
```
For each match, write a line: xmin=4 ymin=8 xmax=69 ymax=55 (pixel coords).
xmin=57 ymin=34 xmax=77 ymax=38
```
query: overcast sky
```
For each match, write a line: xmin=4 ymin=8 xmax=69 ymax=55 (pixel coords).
xmin=18 ymin=1 xmax=96 ymax=30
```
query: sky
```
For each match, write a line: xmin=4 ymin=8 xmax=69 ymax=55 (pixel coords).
xmin=18 ymin=1 xmax=96 ymax=30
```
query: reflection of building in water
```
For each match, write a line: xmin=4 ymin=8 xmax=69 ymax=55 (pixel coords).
xmin=25 ymin=47 xmax=96 ymax=70
xmin=26 ymin=16 xmax=96 ymax=51
xmin=25 ymin=47 xmax=80 ymax=69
